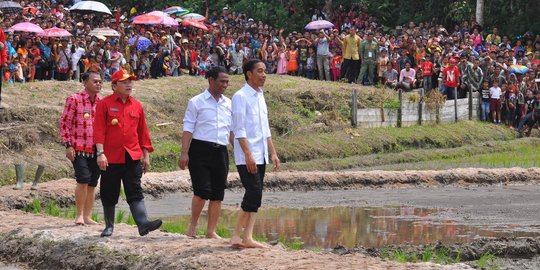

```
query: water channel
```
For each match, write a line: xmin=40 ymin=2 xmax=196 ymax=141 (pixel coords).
xmin=125 ymin=187 xmax=540 ymax=249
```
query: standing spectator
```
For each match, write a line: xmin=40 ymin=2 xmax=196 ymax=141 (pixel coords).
xmin=458 ymin=54 xmax=473 ymax=98
xmin=441 ymin=58 xmax=461 ymax=99
xmin=358 ymin=32 xmax=378 ymax=85
xmin=420 ymin=57 xmax=434 ymax=93
xmin=338 ymin=27 xmax=360 ymax=83
xmin=56 ymin=39 xmax=72 ymax=81
xmin=229 ymin=44 xmax=246 ymax=75
xmin=489 ymin=80 xmax=502 ymax=124
xmin=286 ymin=43 xmax=299 ymax=76
xmin=330 ymin=48 xmax=342 ymax=81
xmin=94 ymin=69 xmax=162 ymax=237
xmin=59 ymin=72 xmax=102 ymax=226
xmin=315 ymin=30 xmax=332 ymax=81
xmin=230 ymin=59 xmax=280 ymax=248
xmin=376 ymin=49 xmax=389 ymax=85
xmin=480 ymin=80 xmax=491 ymax=121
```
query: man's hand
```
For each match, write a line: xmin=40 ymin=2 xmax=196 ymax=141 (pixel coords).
xmin=245 ymin=153 xmax=257 ymax=174
xmin=97 ymin=154 xmax=108 ymax=171
xmin=271 ymin=154 xmax=280 ymax=171
xmin=65 ymin=147 xmax=75 ymax=161
xmin=142 ymin=157 xmax=150 ymax=174
xmin=178 ymin=152 xmax=189 ymax=170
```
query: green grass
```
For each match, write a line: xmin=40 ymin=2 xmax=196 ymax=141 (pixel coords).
xmin=45 ymin=200 xmax=61 ymax=217
xmin=116 ymin=210 xmax=127 ymax=224
xmin=381 ymin=247 xmax=461 ymax=265
xmin=160 ymin=221 xmax=188 ymax=234
xmin=476 ymin=252 xmax=500 ymax=270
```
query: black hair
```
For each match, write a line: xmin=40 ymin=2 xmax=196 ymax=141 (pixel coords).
xmin=206 ymin=66 xmax=228 ymax=80
xmin=243 ymin=59 xmax=263 ymax=81
xmin=82 ymin=71 xmax=101 ymax=82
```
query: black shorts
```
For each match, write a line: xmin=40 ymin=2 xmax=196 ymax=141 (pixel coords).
xmin=237 ymin=162 xmax=266 ymax=213
xmin=188 ymin=139 xmax=229 ymax=201
xmin=72 ymin=154 xmax=100 ymax=187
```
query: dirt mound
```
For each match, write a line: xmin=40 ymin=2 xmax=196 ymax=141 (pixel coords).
xmin=1 ymin=168 xmax=538 ymax=211
xmin=0 ymin=210 xmax=470 ymax=270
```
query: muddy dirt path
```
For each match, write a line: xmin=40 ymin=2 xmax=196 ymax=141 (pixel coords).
xmin=0 ymin=168 xmax=538 ymax=269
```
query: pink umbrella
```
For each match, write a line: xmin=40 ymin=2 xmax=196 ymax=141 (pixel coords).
xmin=132 ymin=11 xmax=178 ymax=26
xmin=38 ymin=27 xmax=72 ymax=37
xmin=8 ymin=22 xmax=44 ymax=33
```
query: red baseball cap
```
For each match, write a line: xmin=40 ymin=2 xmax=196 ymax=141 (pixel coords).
xmin=111 ymin=69 xmax=135 ymax=83
xmin=449 ymin=58 xmax=457 ymax=64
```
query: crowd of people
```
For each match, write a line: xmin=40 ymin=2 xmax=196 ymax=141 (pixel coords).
xmin=1 ymin=1 xmax=540 ymax=132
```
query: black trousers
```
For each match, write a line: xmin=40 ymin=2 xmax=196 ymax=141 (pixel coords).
xmin=100 ymin=152 xmax=144 ymax=206
xmin=340 ymin=59 xmax=360 ymax=83
xmin=237 ymin=162 xmax=266 ymax=213
xmin=188 ymin=139 xmax=229 ymax=201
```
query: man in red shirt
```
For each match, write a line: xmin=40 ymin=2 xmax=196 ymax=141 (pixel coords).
xmin=441 ymin=58 xmax=461 ymax=100
xmin=93 ymin=69 xmax=161 ymax=237
xmin=59 ymin=72 xmax=102 ymax=225
xmin=420 ymin=56 xmax=434 ymax=93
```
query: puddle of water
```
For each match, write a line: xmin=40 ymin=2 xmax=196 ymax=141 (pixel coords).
xmin=162 ymin=206 xmax=540 ymax=249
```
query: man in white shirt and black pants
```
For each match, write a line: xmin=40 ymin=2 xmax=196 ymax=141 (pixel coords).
xmin=230 ymin=59 xmax=280 ymax=248
xmin=179 ymin=66 xmax=233 ymax=239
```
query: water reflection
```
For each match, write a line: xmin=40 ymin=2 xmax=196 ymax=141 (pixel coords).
xmin=162 ymin=206 xmax=539 ymax=249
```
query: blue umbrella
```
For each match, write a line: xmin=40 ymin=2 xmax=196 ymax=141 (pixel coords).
xmin=128 ymin=36 xmax=152 ymax=51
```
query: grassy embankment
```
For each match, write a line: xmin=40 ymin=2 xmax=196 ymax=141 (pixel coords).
xmin=0 ymin=75 xmax=534 ymax=185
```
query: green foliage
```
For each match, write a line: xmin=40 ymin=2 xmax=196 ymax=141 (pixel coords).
xmin=25 ymin=198 xmax=42 ymax=214
xmin=116 ymin=210 xmax=127 ymax=224
xmin=45 ymin=200 xmax=61 ymax=217
xmin=92 ymin=211 xmax=100 ymax=223
xmin=477 ymin=252 xmax=500 ymax=270
xmin=279 ymin=235 xmax=304 ymax=250
xmin=126 ymin=214 xmax=136 ymax=226
xmin=161 ymin=221 xmax=188 ymax=234
xmin=383 ymin=99 xmax=400 ymax=110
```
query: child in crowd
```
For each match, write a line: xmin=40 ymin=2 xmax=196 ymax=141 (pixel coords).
xmin=305 ymin=47 xmax=317 ymax=80
xmin=330 ymin=48 xmax=342 ymax=81
xmin=489 ymin=80 xmax=502 ymax=124
xmin=480 ymin=80 xmax=491 ymax=122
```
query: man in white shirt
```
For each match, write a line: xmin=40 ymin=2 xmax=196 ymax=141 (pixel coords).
xmin=230 ymin=59 xmax=280 ymax=248
xmin=229 ymin=44 xmax=246 ymax=75
xmin=179 ymin=66 xmax=233 ymax=239
xmin=398 ymin=62 xmax=416 ymax=91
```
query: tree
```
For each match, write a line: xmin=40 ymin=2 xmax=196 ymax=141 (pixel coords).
xmin=476 ymin=0 xmax=484 ymax=26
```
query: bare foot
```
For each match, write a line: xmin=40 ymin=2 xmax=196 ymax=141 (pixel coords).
xmin=242 ymin=239 xmax=268 ymax=249
xmin=74 ymin=216 xmax=85 ymax=226
xmin=206 ymin=232 xmax=222 ymax=239
xmin=230 ymin=236 xmax=244 ymax=248
xmin=84 ymin=218 xmax=98 ymax=225
xmin=186 ymin=224 xmax=197 ymax=238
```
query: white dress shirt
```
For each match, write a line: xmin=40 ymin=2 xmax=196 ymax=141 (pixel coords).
xmin=232 ymin=83 xmax=272 ymax=165
xmin=183 ymin=89 xmax=232 ymax=146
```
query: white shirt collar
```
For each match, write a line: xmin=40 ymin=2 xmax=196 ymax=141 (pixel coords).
xmin=204 ymin=89 xmax=223 ymax=102
xmin=244 ymin=83 xmax=261 ymax=96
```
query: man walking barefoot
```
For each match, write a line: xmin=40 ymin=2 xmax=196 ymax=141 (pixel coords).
xmin=179 ymin=66 xmax=233 ymax=239
xmin=230 ymin=59 xmax=280 ymax=248
xmin=59 ymin=72 xmax=102 ymax=225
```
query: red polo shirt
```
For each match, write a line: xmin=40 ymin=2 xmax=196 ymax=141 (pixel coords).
xmin=93 ymin=93 xmax=153 ymax=164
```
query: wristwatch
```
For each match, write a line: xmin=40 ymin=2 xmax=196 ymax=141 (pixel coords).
xmin=96 ymin=151 xmax=105 ymax=157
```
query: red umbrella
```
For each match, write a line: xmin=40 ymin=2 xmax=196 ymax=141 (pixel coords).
xmin=182 ymin=20 xmax=208 ymax=31
xmin=38 ymin=27 xmax=72 ymax=37
xmin=8 ymin=22 xmax=44 ymax=33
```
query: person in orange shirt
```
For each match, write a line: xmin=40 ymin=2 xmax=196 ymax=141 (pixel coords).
xmin=93 ymin=69 xmax=162 ymax=237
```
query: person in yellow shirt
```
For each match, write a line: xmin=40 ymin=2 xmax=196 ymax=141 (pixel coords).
xmin=337 ymin=27 xmax=360 ymax=83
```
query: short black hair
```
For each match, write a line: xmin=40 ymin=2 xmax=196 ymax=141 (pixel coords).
xmin=82 ymin=71 xmax=101 ymax=82
xmin=206 ymin=66 xmax=228 ymax=80
xmin=243 ymin=59 xmax=263 ymax=81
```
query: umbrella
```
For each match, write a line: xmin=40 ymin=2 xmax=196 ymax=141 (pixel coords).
xmin=181 ymin=13 xmax=206 ymax=21
xmin=0 ymin=1 xmax=22 ymax=14
xmin=128 ymin=36 xmax=153 ymax=51
xmin=39 ymin=27 xmax=72 ymax=38
xmin=132 ymin=11 xmax=178 ymax=26
xmin=8 ymin=22 xmax=44 ymax=33
xmin=163 ymin=6 xmax=189 ymax=15
xmin=305 ymin=20 xmax=334 ymax=30
xmin=182 ymin=20 xmax=208 ymax=31
xmin=88 ymin=27 xmax=120 ymax=37
xmin=69 ymin=1 xmax=112 ymax=16
xmin=509 ymin=65 xmax=529 ymax=74
xmin=22 ymin=6 xmax=38 ymax=15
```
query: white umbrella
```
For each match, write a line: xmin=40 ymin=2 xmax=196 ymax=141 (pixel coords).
xmin=88 ymin=27 xmax=120 ymax=37
xmin=181 ymin=13 xmax=206 ymax=21
xmin=70 ymin=1 xmax=112 ymax=16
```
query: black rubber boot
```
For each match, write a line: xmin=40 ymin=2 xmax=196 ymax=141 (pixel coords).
xmin=129 ymin=200 xmax=162 ymax=236
xmin=100 ymin=206 xmax=115 ymax=237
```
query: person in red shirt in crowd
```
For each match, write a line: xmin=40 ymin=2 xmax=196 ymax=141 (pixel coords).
xmin=420 ymin=56 xmax=434 ymax=93
xmin=59 ymin=71 xmax=102 ymax=226
xmin=0 ymin=10 xmax=7 ymax=108
xmin=93 ymin=69 xmax=162 ymax=237
xmin=441 ymin=58 xmax=461 ymax=100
